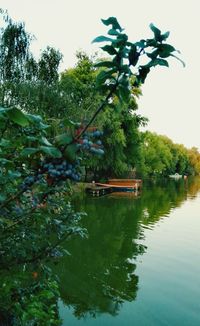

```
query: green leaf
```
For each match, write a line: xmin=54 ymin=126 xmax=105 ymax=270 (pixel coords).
xmin=64 ymin=144 xmax=77 ymax=162
xmin=101 ymin=45 xmax=117 ymax=55
xmin=101 ymin=17 xmax=123 ymax=31
xmin=149 ymin=23 xmax=161 ymax=40
xmin=128 ymin=45 xmax=139 ymax=66
xmin=27 ymin=114 xmax=43 ymax=123
xmin=40 ymin=136 xmax=52 ymax=146
xmin=112 ymin=34 xmax=128 ymax=47
xmin=160 ymin=31 xmax=170 ymax=41
xmin=158 ymin=44 xmax=175 ymax=58
xmin=117 ymin=85 xmax=131 ymax=103
xmin=138 ymin=66 xmax=150 ymax=84
xmin=7 ymin=108 xmax=29 ymax=127
xmin=39 ymin=146 xmax=62 ymax=158
xmin=146 ymin=38 xmax=157 ymax=47
xmin=146 ymin=58 xmax=169 ymax=68
xmin=108 ymin=28 xmax=119 ymax=36
xmin=38 ymin=122 xmax=49 ymax=130
xmin=21 ymin=148 xmax=39 ymax=156
xmin=146 ymin=49 xmax=159 ymax=59
xmin=94 ymin=61 xmax=114 ymax=68
xmin=26 ymin=136 xmax=38 ymax=142
xmin=55 ymin=134 xmax=73 ymax=145
xmin=92 ymin=36 xmax=113 ymax=43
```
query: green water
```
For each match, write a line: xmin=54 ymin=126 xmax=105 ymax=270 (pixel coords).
xmin=55 ymin=177 xmax=200 ymax=325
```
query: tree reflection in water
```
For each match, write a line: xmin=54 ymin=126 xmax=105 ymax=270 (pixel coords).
xmin=53 ymin=176 xmax=200 ymax=319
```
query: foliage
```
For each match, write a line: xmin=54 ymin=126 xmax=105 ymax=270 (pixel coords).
xmin=0 ymin=9 xmax=63 ymax=116
xmin=91 ymin=100 xmax=147 ymax=178
xmin=139 ymin=131 xmax=199 ymax=177
xmin=59 ymin=52 xmax=102 ymax=121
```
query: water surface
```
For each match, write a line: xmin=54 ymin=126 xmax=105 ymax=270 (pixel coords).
xmin=54 ymin=177 xmax=200 ymax=325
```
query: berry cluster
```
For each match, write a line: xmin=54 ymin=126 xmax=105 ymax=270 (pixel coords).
xmin=42 ymin=160 xmax=81 ymax=182
xmin=76 ymin=129 xmax=104 ymax=155
xmin=19 ymin=129 xmax=104 ymax=191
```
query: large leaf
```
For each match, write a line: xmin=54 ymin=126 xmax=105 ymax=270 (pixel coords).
xmin=40 ymin=136 xmax=53 ymax=146
xmin=101 ymin=17 xmax=123 ymax=32
xmin=21 ymin=148 xmax=39 ymax=156
xmin=92 ymin=36 xmax=113 ymax=44
xmin=146 ymin=58 xmax=169 ymax=68
xmin=55 ymin=134 xmax=73 ymax=146
xmin=117 ymin=85 xmax=131 ymax=103
xmin=160 ymin=31 xmax=170 ymax=41
xmin=146 ymin=49 xmax=159 ymax=59
xmin=27 ymin=114 xmax=43 ymax=123
xmin=149 ymin=23 xmax=161 ymax=40
xmin=39 ymin=146 xmax=62 ymax=158
xmin=112 ymin=34 xmax=128 ymax=47
xmin=101 ymin=45 xmax=117 ymax=55
xmin=7 ymin=108 xmax=29 ymax=127
xmin=138 ymin=66 xmax=150 ymax=84
xmin=158 ymin=44 xmax=175 ymax=58
xmin=64 ymin=144 xmax=77 ymax=162
xmin=128 ymin=45 xmax=139 ymax=66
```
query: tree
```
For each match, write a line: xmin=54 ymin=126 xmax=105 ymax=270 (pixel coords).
xmin=59 ymin=52 xmax=102 ymax=121
xmin=139 ymin=131 xmax=173 ymax=176
xmin=0 ymin=9 xmax=63 ymax=117
xmin=92 ymin=97 xmax=147 ymax=179
xmin=187 ymin=147 xmax=200 ymax=175
xmin=138 ymin=131 xmax=198 ymax=177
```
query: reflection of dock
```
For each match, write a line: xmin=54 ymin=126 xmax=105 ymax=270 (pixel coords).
xmin=85 ymin=179 xmax=142 ymax=197
xmin=109 ymin=191 xmax=140 ymax=198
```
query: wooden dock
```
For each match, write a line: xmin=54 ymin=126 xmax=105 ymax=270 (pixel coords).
xmin=85 ymin=185 xmax=113 ymax=197
xmin=108 ymin=179 xmax=142 ymax=190
xmin=85 ymin=179 xmax=142 ymax=197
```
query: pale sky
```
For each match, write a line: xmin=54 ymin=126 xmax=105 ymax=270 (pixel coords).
xmin=0 ymin=0 xmax=199 ymax=150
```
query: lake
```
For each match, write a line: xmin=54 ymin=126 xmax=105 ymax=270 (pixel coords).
xmin=54 ymin=177 xmax=200 ymax=326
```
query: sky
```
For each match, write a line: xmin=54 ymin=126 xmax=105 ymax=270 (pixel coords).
xmin=0 ymin=0 xmax=200 ymax=150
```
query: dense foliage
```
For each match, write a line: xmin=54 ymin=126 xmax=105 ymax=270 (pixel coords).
xmin=138 ymin=132 xmax=200 ymax=177
xmin=0 ymin=9 xmax=194 ymax=325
